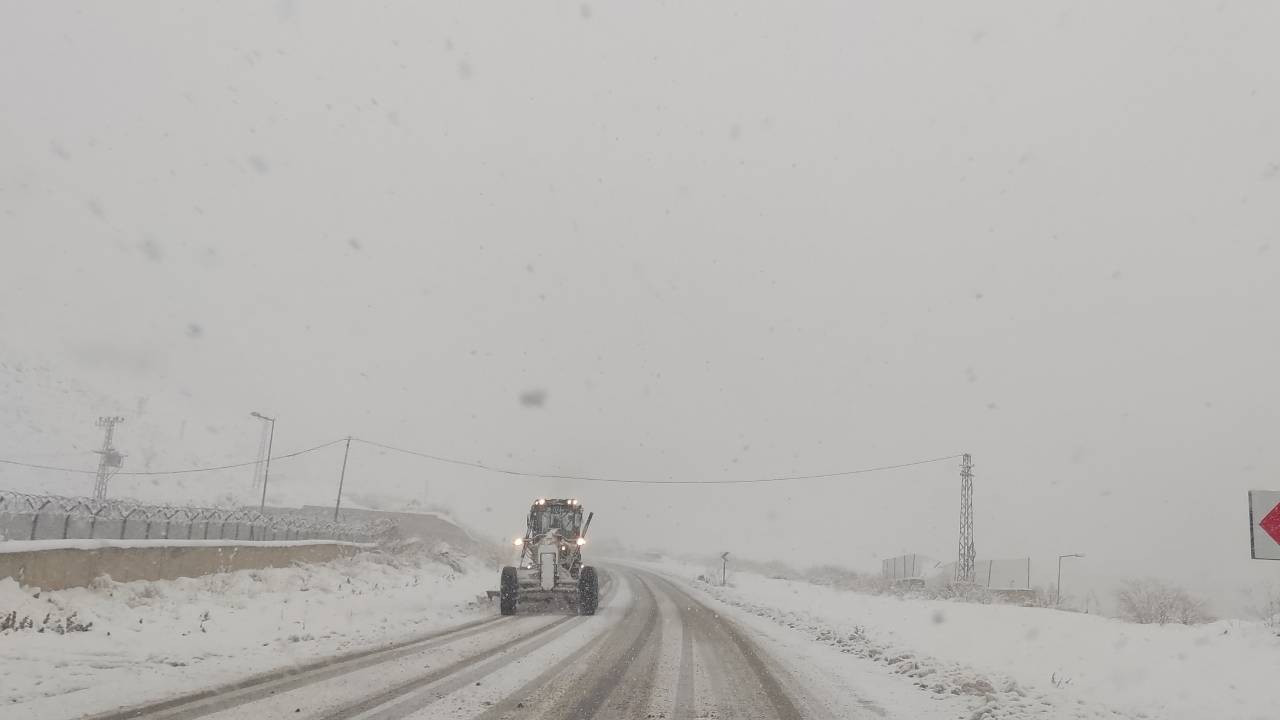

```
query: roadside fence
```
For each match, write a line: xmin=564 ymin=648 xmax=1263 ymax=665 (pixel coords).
xmin=0 ymin=490 xmax=392 ymax=544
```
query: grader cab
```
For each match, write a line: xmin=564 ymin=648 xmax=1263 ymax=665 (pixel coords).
xmin=499 ymin=498 xmax=598 ymax=615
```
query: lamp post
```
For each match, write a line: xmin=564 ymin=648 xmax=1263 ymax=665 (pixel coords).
xmin=1056 ymin=553 xmax=1084 ymax=607
xmin=250 ymin=412 xmax=275 ymax=513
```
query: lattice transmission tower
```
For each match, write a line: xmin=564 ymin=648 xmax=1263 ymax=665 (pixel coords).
xmin=956 ymin=453 xmax=975 ymax=582
xmin=92 ymin=416 xmax=125 ymax=501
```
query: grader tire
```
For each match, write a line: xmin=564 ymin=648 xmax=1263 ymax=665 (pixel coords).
xmin=500 ymin=566 xmax=518 ymax=616
xmin=578 ymin=566 xmax=599 ymax=615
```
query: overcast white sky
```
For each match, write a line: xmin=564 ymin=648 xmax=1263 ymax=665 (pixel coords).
xmin=2 ymin=1 xmax=1279 ymax=614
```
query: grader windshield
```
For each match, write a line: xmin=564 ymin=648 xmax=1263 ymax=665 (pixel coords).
xmin=527 ymin=498 xmax=583 ymax=537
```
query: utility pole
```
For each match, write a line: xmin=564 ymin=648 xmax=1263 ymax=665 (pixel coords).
xmin=956 ymin=453 xmax=976 ymax=583
xmin=721 ymin=551 xmax=730 ymax=586
xmin=251 ymin=412 xmax=275 ymax=512
xmin=334 ymin=436 xmax=352 ymax=522
xmin=251 ymin=415 xmax=273 ymax=489
xmin=92 ymin=417 xmax=125 ymax=500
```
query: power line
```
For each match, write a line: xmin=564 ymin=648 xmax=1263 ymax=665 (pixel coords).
xmin=0 ymin=439 xmax=346 ymax=477
xmin=1 ymin=436 xmax=960 ymax=486
xmin=351 ymin=437 xmax=961 ymax=485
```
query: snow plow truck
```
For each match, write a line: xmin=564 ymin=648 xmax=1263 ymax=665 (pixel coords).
xmin=500 ymin=498 xmax=598 ymax=616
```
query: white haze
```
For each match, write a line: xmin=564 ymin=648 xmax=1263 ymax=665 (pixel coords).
xmin=2 ymin=1 xmax=1279 ymax=616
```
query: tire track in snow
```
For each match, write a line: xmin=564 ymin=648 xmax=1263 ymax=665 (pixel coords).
xmin=90 ymin=615 xmax=511 ymax=720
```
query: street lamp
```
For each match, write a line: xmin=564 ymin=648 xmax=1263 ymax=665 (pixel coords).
xmin=250 ymin=412 xmax=276 ymax=513
xmin=1056 ymin=553 xmax=1084 ymax=607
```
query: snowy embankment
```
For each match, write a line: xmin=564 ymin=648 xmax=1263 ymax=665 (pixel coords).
xmin=645 ymin=560 xmax=1278 ymax=720
xmin=0 ymin=546 xmax=497 ymax=719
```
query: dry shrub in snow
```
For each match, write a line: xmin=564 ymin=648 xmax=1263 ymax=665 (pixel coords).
xmin=805 ymin=565 xmax=894 ymax=594
xmin=1 ymin=609 xmax=92 ymax=634
xmin=1016 ymin=585 xmax=1055 ymax=608
xmin=697 ymin=563 xmax=731 ymax=587
xmin=1114 ymin=577 xmax=1213 ymax=625
xmin=1246 ymin=584 xmax=1280 ymax=635
xmin=932 ymin=581 xmax=996 ymax=604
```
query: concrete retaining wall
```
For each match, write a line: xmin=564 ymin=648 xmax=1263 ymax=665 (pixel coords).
xmin=0 ymin=541 xmax=367 ymax=590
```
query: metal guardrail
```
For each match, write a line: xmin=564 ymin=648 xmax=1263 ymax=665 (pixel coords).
xmin=0 ymin=490 xmax=392 ymax=543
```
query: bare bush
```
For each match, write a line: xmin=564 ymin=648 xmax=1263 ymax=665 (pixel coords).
xmin=933 ymin=581 xmax=995 ymax=604
xmin=1245 ymin=584 xmax=1280 ymax=635
xmin=730 ymin=557 xmax=799 ymax=581
xmin=1114 ymin=578 xmax=1213 ymax=625
xmin=806 ymin=564 xmax=893 ymax=594
xmin=1028 ymin=586 xmax=1055 ymax=608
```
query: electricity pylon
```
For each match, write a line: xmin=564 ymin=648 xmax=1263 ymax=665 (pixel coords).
xmin=956 ymin=453 xmax=975 ymax=582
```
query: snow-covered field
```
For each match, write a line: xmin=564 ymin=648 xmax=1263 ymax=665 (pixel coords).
xmin=0 ymin=546 xmax=496 ymax=719
xmin=640 ymin=559 xmax=1279 ymax=720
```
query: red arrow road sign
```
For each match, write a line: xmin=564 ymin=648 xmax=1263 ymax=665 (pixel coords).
xmin=1250 ymin=491 xmax=1280 ymax=560
xmin=1261 ymin=503 xmax=1280 ymax=545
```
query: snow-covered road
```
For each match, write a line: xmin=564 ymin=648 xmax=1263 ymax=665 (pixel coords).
xmin=79 ymin=565 xmax=927 ymax=720
xmin=25 ymin=553 xmax=1265 ymax=719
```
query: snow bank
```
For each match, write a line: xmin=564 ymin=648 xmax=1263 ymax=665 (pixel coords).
xmin=648 ymin=561 xmax=1280 ymax=720
xmin=0 ymin=547 xmax=496 ymax=719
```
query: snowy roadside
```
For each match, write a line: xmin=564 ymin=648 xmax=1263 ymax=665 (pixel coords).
xmin=0 ymin=546 xmax=498 ymax=719
xmin=635 ymin=559 xmax=1279 ymax=720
